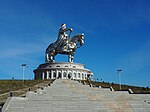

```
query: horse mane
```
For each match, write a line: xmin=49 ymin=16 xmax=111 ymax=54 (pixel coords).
xmin=70 ymin=34 xmax=81 ymax=41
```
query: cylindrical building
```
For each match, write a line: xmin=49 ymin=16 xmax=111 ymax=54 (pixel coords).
xmin=33 ymin=62 xmax=93 ymax=80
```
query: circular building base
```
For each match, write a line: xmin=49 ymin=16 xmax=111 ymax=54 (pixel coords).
xmin=33 ymin=62 xmax=93 ymax=80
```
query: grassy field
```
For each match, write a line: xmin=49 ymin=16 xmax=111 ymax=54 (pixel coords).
xmin=81 ymin=80 xmax=150 ymax=94
xmin=0 ymin=79 xmax=150 ymax=108
xmin=0 ymin=79 xmax=149 ymax=104
xmin=0 ymin=80 xmax=45 ymax=94
xmin=0 ymin=79 xmax=53 ymax=104
xmin=0 ymin=79 xmax=149 ymax=95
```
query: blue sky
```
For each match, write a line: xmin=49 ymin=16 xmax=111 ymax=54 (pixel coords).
xmin=0 ymin=0 xmax=150 ymax=87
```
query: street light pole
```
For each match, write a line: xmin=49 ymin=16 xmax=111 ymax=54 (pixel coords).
xmin=21 ymin=64 xmax=27 ymax=82
xmin=117 ymin=69 xmax=122 ymax=90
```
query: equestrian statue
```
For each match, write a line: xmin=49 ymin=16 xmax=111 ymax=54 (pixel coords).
xmin=45 ymin=24 xmax=84 ymax=63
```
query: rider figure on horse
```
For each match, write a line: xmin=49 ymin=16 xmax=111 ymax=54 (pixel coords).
xmin=55 ymin=24 xmax=73 ymax=50
xmin=45 ymin=24 xmax=84 ymax=63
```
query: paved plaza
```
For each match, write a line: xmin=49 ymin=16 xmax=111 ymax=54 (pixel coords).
xmin=2 ymin=79 xmax=150 ymax=112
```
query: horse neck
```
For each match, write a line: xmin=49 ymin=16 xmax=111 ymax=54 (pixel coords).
xmin=70 ymin=36 xmax=79 ymax=44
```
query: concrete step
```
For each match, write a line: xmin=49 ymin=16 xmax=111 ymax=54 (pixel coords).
xmin=2 ymin=79 xmax=150 ymax=112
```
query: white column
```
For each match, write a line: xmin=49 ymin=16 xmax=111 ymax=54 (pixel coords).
xmin=42 ymin=72 xmax=45 ymax=80
xmin=85 ymin=74 xmax=87 ymax=79
xmin=66 ymin=70 xmax=68 ymax=79
xmin=72 ymin=72 xmax=74 ymax=79
xmin=49 ymin=70 xmax=52 ymax=79
xmin=56 ymin=70 xmax=58 ymax=78
xmin=51 ymin=70 xmax=54 ymax=79
xmin=72 ymin=71 xmax=74 ymax=79
xmin=61 ymin=70 xmax=63 ymax=79
xmin=65 ymin=71 xmax=67 ymax=79
xmin=73 ymin=71 xmax=75 ymax=79
xmin=71 ymin=70 xmax=73 ymax=79
xmin=47 ymin=71 xmax=49 ymax=79
xmin=75 ymin=71 xmax=77 ymax=79
xmin=83 ymin=73 xmax=85 ymax=80
xmin=80 ymin=71 xmax=82 ymax=80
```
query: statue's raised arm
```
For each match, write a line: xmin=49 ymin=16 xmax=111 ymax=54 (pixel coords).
xmin=45 ymin=24 xmax=84 ymax=63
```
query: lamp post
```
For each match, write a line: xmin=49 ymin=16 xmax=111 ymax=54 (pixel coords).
xmin=21 ymin=64 xmax=27 ymax=82
xmin=117 ymin=69 xmax=122 ymax=90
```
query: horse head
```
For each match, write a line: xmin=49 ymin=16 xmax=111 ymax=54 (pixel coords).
xmin=79 ymin=33 xmax=84 ymax=46
xmin=70 ymin=33 xmax=84 ymax=48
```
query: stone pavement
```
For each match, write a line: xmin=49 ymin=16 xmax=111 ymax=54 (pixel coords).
xmin=2 ymin=79 xmax=150 ymax=112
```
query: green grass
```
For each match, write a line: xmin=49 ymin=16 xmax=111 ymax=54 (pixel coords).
xmin=0 ymin=80 xmax=45 ymax=94
xmin=0 ymin=79 xmax=149 ymax=94
xmin=0 ymin=79 xmax=149 ymax=107
xmin=0 ymin=79 xmax=54 ymax=103
xmin=81 ymin=80 xmax=150 ymax=94
xmin=0 ymin=79 xmax=149 ymax=101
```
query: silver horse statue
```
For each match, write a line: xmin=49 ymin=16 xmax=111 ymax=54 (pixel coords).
xmin=45 ymin=34 xmax=84 ymax=63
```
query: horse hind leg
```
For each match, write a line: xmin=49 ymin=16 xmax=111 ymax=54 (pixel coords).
xmin=45 ymin=52 xmax=54 ymax=63
xmin=49 ymin=50 xmax=56 ymax=63
xmin=50 ymin=55 xmax=55 ymax=63
xmin=68 ymin=55 xmax=71 ymax=63
xmin=45 ymin=54 xmax=49 ymax=62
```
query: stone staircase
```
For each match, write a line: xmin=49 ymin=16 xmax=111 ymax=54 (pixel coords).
xmin=2 ymin=79 xmax=150 ymax=112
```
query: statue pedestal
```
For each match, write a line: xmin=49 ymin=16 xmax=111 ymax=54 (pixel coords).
xmin=33 ymin=62 xmax=93 ymax=80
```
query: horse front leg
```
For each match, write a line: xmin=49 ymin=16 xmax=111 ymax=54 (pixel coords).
xmin=71 ymin=54 xmax=74 ymax=63
xmin=68 ymin=54 xmax=71 ymax=63
xmin=71 ymin=52 xmax=75 ymax=63
xmin=68 ymin=53 xmax=74 ymax=63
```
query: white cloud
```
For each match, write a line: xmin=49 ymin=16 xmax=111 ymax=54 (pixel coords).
xmin=0 ymin=33 xmax=56 ymax=59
